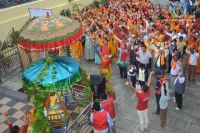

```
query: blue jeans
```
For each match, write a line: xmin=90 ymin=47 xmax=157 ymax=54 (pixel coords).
xmin=108 ymin=120 xmax=116 ymax=133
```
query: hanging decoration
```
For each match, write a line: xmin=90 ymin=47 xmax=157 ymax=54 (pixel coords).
xmin=19 ymin=15 xmax=82 ymax=51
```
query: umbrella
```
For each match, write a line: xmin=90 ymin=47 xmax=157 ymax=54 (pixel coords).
xmin=22 ymin=56 xmax=82 ymax=91
xmin=19 ymin=15 xmax=82 ymax=51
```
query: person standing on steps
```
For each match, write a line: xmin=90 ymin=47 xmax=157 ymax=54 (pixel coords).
xmin=126 ymin=71 xmax=154 ymax=132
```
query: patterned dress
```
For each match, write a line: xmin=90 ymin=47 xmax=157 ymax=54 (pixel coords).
xmin=84 ymin=35 xmax=95 ymax=60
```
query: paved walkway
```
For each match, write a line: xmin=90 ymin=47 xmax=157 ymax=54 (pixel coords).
xmin=80 ymin=59 xmax=200 ymax=133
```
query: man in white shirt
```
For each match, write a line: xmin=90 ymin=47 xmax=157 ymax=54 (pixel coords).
xmin=150 ymin=43 xmax=169 ymax=74
xmin=169 ymin=56 xmax=181 ymax=93
xmin=178 ymin=29 xmax=187 ymax=41
xmin=186 ymin=47 xmax=199 ymax=83
xmin=137 ymin=44 xmax=152 ymax=81
xmin=165 ymin=30 xmax=178 ymax=40
xmin=137 ymin=45 xmax=152 ymax=65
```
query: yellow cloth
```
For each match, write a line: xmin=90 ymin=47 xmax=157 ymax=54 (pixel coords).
xmin=71 ymin=41 xmax=83 ymax=60
xmin=127 ymin=19 xmax=131 ymax=27
xmin=177 ymin=41 xmax=186 ymax=54
xmin=129 ymin=25 xmax=138 ymax=35
xmin=97 ymin=38 xmax=104 ymax=46
xmin=196 ymin=46 xmax=200 ymax=73
xmin=155 ymin=52 xmax=165 ymax=65
xmin=108 ymin=38 xmax=117 ymax=56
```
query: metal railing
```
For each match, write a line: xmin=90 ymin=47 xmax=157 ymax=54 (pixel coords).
xmin=0 ymin=28 xmax=22 ymax=83
xmin=64 ymin=103 xmax=93 ymax=133
xmin=0 ymin=46 xmax=22 ymax=83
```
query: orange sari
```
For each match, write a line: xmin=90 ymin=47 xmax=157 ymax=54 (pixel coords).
xmin=196 ymin=46 xmax=200 ymax=73
xmin=108 ymin=38 xmax=117 ymax=57
xmin=129 ymin=24 xmax=138 ymax=36
xmin=71 ymin=41 xmax=83 ymax=60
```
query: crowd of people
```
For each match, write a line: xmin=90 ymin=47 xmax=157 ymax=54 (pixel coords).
xmin=70 ymin=0 xmax=200 ymax=132
xmin=2 ymin=0 xmax=200 ymax=133
xmin=0 ymin=0 xmax=37 ymax=9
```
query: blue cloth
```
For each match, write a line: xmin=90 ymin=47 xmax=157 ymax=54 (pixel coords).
xmin=94 ymin=42 xmax=101 ymax=64
xmin=23 ymin=56 xmax=80 ymax=85
xmin=174 ymin=75 xmax=186 ymax=94
xmin=84 ymin=35 xmax=95 ymax=60
xmin=159 ymin=82 xmax=170 ymax=109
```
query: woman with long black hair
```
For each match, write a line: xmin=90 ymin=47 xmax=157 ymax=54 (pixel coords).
xmin=159 ymin=80 xmax=170 ymax=130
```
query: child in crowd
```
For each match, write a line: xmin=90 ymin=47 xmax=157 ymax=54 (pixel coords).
xmin=138 ymin=64 xmax=146 ymax=87
xmin=128 ymin=63 xmax=137 ymax=87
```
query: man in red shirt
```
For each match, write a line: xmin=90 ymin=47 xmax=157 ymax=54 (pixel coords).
xmin=4 ymin=111 xmax=29 ymax=133
xmin=101 ymin=92 xmax=116 ymax=133
xmin=126 ymin=71 xmax=154 ymax=132
xmin=90 ymin=102 xmax=112 ymax=133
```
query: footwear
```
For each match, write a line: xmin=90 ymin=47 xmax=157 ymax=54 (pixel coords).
xmin=157 ymin=127 xmax=164 ymax=130
xmin=137 ymin=127 xmax=144 ymax=132
xmin=175 ymin=107 xmax=180 ymax=110
xmin=173 ymin=99 xmax=176 ymax=103
xmin=152 ymin=111 xmax=159 ymax=115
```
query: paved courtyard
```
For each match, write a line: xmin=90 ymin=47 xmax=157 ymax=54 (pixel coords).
xmin=0 ymin=58 xmax=200 ymax=133
xmin=81 ymin=59 xmax=200 ymax=133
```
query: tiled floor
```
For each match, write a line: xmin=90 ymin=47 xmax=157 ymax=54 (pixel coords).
xmin=0 ymin=88 xmax=87 ymax=133
xmin=0 ymin=92 xmax=32 ymax=133
xmin=81 ymin=58 xmax=200 ymax=133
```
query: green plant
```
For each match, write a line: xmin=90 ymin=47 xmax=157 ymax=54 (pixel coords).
xmin=20 ymin=17 xmax=36 ymax=33
xmin=79 ymin=68 xmax=90 ymax=87
xmin=64 ymin=46 xmax=72 ymax=57
xmin=78 ymin=68 xmax=92 ymax=106
xmin=81 ymin=86 xmax=92 ymax=107
xmin=25 ymin=82 xmax=51 ymax=133
xmin=93 ymin=0 xmax=100 ymax=8
xmin=10 ymin=28 xmax=20 ymax=45
xmin=60 ymin=8 xmax=71 ymax=17
xmin=36 ymin=55 xmax=56 ymax=81
xmin=72 ymin=3 xmax=83 ymax=12
xmin=22 ymin=55 xmax=57 ymax=132
xmin=101 ymin=0 xmax=109 ymax=7
xmin=0 ymin=41 xmax=8 ymax=50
